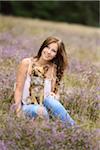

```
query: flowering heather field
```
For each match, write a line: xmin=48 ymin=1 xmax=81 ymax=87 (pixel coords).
xmin=0 ymin=15 xmax=100 ymax=150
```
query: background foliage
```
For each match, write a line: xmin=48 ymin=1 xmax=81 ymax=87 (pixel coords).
xmin=0 ymin=1 xmax=99 ymax=27
xmin=0 ymin=15 xmax=100 ymax=149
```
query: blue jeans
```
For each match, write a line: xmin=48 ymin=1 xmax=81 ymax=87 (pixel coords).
xmin=22 ymin=104 xmax=49 ymax=119
xmin=44 ymin=95 xmax=75 ymax=126
xmin=22 ymin=95 xmax=75 ymax=126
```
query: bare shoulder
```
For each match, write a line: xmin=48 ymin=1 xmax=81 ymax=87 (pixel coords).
xmin=21 ymin=57 xmax=31 ymax=65
xmin=16 ymin=58 xmax=32 ymax=89
xmin=17 ymin=57 xmax=32 ymax=73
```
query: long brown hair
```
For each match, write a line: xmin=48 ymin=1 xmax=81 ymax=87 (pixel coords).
xmin=35 ymin=36 xmax=68 ymax=82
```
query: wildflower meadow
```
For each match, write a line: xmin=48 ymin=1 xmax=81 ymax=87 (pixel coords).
xmin=0 ymin=15 xmax=100 ymax=150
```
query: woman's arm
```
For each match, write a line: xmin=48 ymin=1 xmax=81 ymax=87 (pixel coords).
xmin=14 ymin=58 xmax=29 ymax=113
xmin=50 ymin=91 xmax=60 ymax=100
xmin=46 ymin=64 xmax=60 ymax=100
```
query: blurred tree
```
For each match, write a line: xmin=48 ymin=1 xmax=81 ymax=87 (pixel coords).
xmin=0 ymin=1 xmax=99 ymax=27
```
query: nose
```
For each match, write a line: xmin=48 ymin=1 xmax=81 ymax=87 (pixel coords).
xmin=47 ymin=48 xmax=51 ymax=54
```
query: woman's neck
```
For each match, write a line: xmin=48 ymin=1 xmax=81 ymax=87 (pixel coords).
xmin=36 ymin=57 xmax=51 ymax=66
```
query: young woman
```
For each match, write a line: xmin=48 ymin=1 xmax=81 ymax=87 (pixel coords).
xmin=12 ymin=36 xmax=75 ymax=127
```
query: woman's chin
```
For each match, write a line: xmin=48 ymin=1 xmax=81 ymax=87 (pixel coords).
xmin=43 ymin=56 xmax=51 ymax=61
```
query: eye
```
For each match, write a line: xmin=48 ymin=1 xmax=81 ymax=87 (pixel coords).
xmin=52 ymin=49 xmax=57 ymax=53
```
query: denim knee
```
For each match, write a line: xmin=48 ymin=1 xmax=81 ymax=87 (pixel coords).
xmin=22 ymin=104 xmax=49 ymax=119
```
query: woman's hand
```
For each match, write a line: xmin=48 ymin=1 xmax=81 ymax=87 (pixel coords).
xmin=50 ymin=92 xmax=60 ymax=100
xmin=10 ymin=103 xmax=22 ymax=117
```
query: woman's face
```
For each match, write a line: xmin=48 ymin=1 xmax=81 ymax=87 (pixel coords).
xmin=41 ymin=42 xmax=58 ymax=61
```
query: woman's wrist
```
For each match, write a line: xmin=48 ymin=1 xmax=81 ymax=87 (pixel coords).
xmin=50 ymin=92 xmax=60 ymax=100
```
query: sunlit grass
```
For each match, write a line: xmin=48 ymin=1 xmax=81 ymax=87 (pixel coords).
xmin=0 ymin=15 xmax=100 ymax=149
xmin=73 ymin=48 xmax=100 ymax=62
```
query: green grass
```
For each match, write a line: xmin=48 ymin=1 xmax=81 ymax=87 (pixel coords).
xmin=0 ymin=15 xmax=100 ymax=150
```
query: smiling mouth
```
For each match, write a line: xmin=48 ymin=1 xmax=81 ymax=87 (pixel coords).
xmin=44 ymin=53 xmax=51 ymax=58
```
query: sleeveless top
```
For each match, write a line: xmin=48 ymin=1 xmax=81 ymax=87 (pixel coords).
xmin=21 ymin=58 xmax=57 ymax=105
